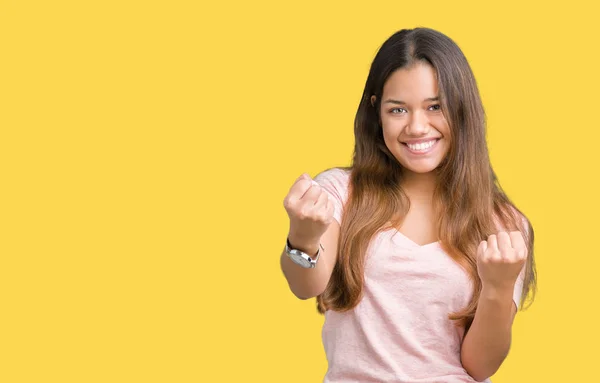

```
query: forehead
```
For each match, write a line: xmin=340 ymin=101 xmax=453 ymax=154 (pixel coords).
xmin=382 ymin=62 xmax=439 ymax=100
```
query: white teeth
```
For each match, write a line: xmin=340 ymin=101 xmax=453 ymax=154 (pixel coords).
xmin=407 ymin=140 xmax=436 ymax=151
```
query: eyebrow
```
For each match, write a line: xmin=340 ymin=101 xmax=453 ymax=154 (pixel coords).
xmin=383 ymin=96 xmax=440 ymax=105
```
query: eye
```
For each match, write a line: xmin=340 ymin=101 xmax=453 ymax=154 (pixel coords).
xmin=390 ymin=107 xmax=407 ymax=114
xmin=428 ymin=104 xmax=441 ymax=111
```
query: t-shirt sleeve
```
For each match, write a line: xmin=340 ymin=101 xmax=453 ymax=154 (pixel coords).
xmin=313 ymin=168 xmax=350 ymax=225
xmin=493 ymin=208 xmax=531 ymax=310
xmin=511 ymin=214 xmax=531 ymax=310
xmin=512 ymin=263 xmax=526 ymax=310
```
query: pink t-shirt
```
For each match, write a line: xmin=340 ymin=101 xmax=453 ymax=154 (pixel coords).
xmin=313 ymin=168 xmax=525 ymax=383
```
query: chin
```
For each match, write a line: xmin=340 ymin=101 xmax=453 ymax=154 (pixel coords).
xmin=396 ymin=159 xmax=443 ymax=174
xmin=403 ymin=166 xmax=439 ymax=174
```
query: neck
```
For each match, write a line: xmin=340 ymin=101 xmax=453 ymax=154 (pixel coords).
xmin=400 ymin=170 xmax=437 ymax=202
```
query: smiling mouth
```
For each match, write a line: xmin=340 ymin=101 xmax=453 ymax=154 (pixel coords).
xmin=402 ymin=139 xmax=440 ymax=153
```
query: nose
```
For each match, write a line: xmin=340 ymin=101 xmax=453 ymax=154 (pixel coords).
xmin=405 ymin=110 xmax=429 ymax=135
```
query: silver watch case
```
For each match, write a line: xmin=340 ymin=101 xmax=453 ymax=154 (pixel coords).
xmin=285 ymin=239 xmax=321 ymax=268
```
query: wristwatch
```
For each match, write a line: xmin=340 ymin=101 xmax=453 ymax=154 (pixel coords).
xmin=285 ymin=239 xmax=322 ymax=268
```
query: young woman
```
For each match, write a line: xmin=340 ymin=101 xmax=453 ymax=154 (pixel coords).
xmin=280 ymin=28 xmax=537 ymax=383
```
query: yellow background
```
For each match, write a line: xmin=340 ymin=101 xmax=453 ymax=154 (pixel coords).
xmin=1 ymin=1 xmax=598 ymax=382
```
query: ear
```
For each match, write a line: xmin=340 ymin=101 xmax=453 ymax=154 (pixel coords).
xmin=370 ymin=95 xmax=377 ymax=107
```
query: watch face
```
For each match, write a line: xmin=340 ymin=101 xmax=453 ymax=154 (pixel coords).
xmin=290 ymin=252 xmax=311 ymax=268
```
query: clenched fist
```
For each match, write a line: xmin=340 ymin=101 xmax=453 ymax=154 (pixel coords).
xmin=283 ymin=173 xmax=335 ymax=248
xmin=477 ymin=231 xmax=527 ymax=289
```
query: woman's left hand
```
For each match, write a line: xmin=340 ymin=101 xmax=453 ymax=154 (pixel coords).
xmin=477 ymin=231 xmax=527 ymax=289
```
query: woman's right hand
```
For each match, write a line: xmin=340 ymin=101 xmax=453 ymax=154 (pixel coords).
xmin=283 ymin=173 xmax=335 ymax=250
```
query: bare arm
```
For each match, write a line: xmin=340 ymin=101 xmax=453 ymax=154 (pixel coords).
xmin=279 ymin=173 xmax=340 ymax=299
xmin=461 ymin=231 xmax=527 ymax=381
xmin=280 ymin=220 xmax=340 ymax=299
xmin=461 ymin=285 xmax=517 ymax=381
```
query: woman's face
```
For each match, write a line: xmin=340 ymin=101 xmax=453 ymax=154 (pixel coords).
xmin=373 ymin=62 xmax=451 ymax=175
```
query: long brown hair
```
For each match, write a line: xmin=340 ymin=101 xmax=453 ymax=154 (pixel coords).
xmin=316 ymin=28 xmax=537 ymax=328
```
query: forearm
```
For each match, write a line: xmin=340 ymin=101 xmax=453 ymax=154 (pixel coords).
xmin=461 ymin=285 xmax=516 ymax=381
xmin=280 ymin=223 xmax=339 ymax=300
xmin=280 ymin=246 xmax=331 ymax=299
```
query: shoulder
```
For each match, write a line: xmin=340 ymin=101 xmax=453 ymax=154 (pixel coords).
xmin=315 ymin=166 xmax=351 ymax=179
xmin=314 ymin=167 xmax=351 ymax=188
xmin=313 ymin=167 xmax=351 ymax=224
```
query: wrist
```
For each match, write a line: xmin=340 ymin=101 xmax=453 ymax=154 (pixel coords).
xmin=286 ymin=234 xmax=321 ymax=257
xmin=480 ymin=283 xmax=514 ymax=303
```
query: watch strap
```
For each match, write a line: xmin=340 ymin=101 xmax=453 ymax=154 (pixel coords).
xmin=285 ymin=239 xmax=323 ymax=268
